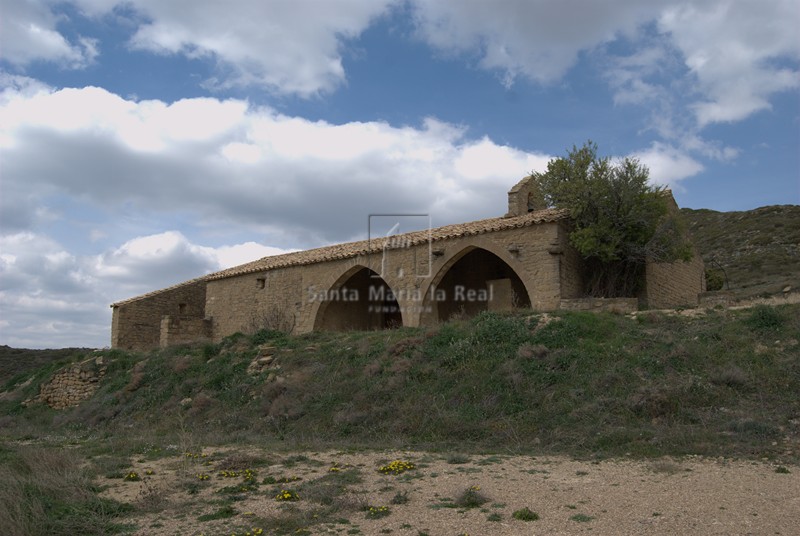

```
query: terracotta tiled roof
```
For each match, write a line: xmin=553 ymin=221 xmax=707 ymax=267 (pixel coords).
xmin=208 ymin=208 xmax=568 ymax=280
xmin=111 ymin=208 xmax=568 ymax=306
xmin=110 ymin=275 xmax=208 ymax=307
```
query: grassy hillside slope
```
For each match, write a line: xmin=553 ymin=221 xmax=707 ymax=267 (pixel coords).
xmin=682 ymin=205 xmax=800 ymax=297
xmin=0 ymin=346 xmax=92 ymax=385
xmin=1 ymin=306 xmax=797 ymax=535
xmin=2 ymin=305 xmax=798 ymax=462
xmin=2 ymin=205 xmax=799 ymax=535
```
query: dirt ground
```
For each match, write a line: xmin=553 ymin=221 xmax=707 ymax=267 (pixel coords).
xmin=100 ymin=448 xmax=799 ymax=536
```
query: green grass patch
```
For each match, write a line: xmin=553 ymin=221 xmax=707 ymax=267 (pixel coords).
xmin=197 ymin=504 xmax=237 ymax=521
xmin=3 ymin=303 xmax=799 ymax=464
xmin=512 ymin=507 xmax=539 ymax=521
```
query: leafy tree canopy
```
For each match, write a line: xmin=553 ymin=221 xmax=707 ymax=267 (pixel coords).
xmin=532 ymin=141 xmax=693 ymax=297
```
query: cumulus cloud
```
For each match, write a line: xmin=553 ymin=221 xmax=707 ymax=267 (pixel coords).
xmin=409 ymin=0 xmax=666 ymax=86
xmin=93 ymin=231 xmax=219 ymax=286
xmin=0 ymin=231 xmax=108 ymax=348
xmin=4 ymin=1 xmax=796 ymax=127
xmin=409 ymin=0 xmax=798 ymax=129
xmin=72 ymin=0 xmax=395 ymax=96
xmin=454 ymin=137 xmax=550 ymax=182
xmin=0 ymin=0 xmax=401 ymax=94
xmin=0 ymin=229 xmax=295 ymax=348
xmin=658 ymin=0 xmax=800 ymax=126
xmin=0 ymin=0 xmax=98 ymax=68
xmin=92 ymin=232 xmax=294 ymax=286
xmin=0 ymin=86 xmax=549 ymax=246
xmin=3 ymin=0 xmax=396 ymax=95
xmin=630 ymin=142 xmax=704 ymax=189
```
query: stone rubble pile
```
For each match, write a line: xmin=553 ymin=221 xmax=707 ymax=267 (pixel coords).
xmin=247 ymin=344 xmax=317 ymax=383
xmin=24 ymin=356 xmax=107 ymax=409
xmin=247 ymin=345 xmax=284 ymax=382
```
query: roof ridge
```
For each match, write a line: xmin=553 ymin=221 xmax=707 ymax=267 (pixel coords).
xmin=207 ymin=207 xmax=568 ymax=280
xmin=112 ymin=207 xmax=569 ymax=306
xmin=110 ymin=274 xmax=209 ymax=307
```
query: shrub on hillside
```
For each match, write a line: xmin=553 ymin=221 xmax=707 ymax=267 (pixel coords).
xmin=745 ymin=305 xmax=785 ymax=332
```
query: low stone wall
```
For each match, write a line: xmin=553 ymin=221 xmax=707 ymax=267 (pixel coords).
xmin=559 ymin=297 xmax=639 ymax=314
xmin=699 ymin=290 xmax=735 ymax=308
xmin=26 ymin=356 xmax=107 ymax=409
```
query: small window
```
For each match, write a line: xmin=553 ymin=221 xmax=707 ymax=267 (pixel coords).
xmin=256 ymin=278 xmax=266 ymax=289
xmin=178 ymin=303 xmax=187 ymax=314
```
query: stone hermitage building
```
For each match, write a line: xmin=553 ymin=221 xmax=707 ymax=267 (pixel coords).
xmin=111 ymin=177 xmax=705 ymax=350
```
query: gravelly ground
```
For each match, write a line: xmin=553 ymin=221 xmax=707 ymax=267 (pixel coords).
xmin=101 ymin=448 xmax=799 ymax=536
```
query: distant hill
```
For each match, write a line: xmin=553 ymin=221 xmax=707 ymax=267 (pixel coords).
xmin=681 ymin=205 xmax=800 ymax=298
xmin=0 ymin=345 xmax=91 ymax=385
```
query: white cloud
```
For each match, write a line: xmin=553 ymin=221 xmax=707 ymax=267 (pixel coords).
xmin=604 ymin=41 xmax=679 ymax=106
xmin=214 ymin=242 xmax=296 ymax=268
xmin=222 ymin=142 xmax=262 ymax=164
xmin=0 ymin=0 xmax=98 ymax=67
xmin=0 ymin=231 xmax=105 ymax=348
xmin=0 ymin=73 xmax=52 ymax=101
xmin=0 ymin=85 xmax=549 ymax=246
xmin=630 ymin=142 xmax=704 ymax=189
xmin=0 ymin=87 xmax=249 ymax=151
xmin=0 ymin=229 xmax=295 ymax=348
xmin=453 ymin=137 xmax=550 ymax=182
xmin=658 ymin=0 xmax=800 ymax=126
xmin=4 ymin=1 xmax=796 ymax=129
xmin=409 ymin=0 xmax=665 ymax=85
xmin=2 ymin=0 xmax=397 ymax=95
xmin=73 ymin=0 xmax=396 ymax=96
xmin=409 ymin=0 xmax=799 ymax=131
xmin=92 ymin=231 xmax=295 ymax=283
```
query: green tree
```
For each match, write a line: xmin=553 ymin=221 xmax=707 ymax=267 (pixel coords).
xmin=532 ymin=141 xmax=692 ymax=297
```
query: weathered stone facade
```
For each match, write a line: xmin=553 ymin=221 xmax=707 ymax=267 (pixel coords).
xmin=111 ymin=277 xmax=207 ymax=350
xmin=111 ymin=178 xmax=705 ymax=350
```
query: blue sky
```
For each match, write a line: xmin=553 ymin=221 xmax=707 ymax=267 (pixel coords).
xmin=1 ymin=0 xmax=798 ymax=348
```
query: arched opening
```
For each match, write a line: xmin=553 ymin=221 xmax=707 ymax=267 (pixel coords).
xmin=426 ymin=248 xmax=531 ymax=322
xmin=314 ymin=267 xmax=402 ymax=331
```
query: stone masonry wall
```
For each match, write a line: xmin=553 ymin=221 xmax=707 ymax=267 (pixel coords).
xmin=560 ymin=297 xmax=639 ymax=314
xmin=641 ymin=192 xmax=706 ymax=309
xmin=205 ymin=222 xmax=567 ymax=341
xmin=113 ymin=212 xmax=705 ymax=349
xmin=506 ymin=175 xmax=547 ymax=216
xmin=160 ymin=316 xmax=213 ymax=348
xmin=111 ymin=279 xmax=207 ymax=351
xmin=644 ymin=254 xmax=706 ymax=309
xmin=556 ymin=220 xmax=584 ymax=299
xmin=205 ymin=265 xmax=304 ymax=342
xmin=25 ymin=356 xmax=107 ymax=409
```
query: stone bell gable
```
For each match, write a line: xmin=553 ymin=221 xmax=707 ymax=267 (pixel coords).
xmin=506 ymin=175 xmax=547 ymax=217
xmin=111 ymin=179 xmax=705 ymax=351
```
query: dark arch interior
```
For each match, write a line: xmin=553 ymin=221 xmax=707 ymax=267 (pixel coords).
xmin=315 ymin=268 xmax=402 ymax=331
xmin=433 ymin=248 xmax=531 ymax=322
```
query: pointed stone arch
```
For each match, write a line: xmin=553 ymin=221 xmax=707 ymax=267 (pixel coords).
xmin=312 ymin=265 xmax=402 ymax=331
xmin=420 ymin=244 xmax=532 ymax=325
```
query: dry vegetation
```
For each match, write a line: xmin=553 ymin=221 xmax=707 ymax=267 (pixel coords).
xmin=682 ymin=204 xmax=800 ymax=297
xmin=1 ymin=205 xmax=799 ymax=534
xmin=1 ymin=302 xmax=799 ymax=534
